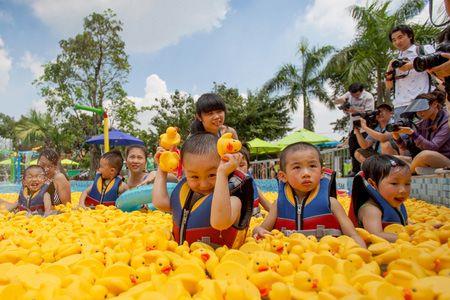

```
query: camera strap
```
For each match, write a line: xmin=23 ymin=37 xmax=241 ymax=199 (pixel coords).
xmin=416 ymin=45 xmax=433 ymax=92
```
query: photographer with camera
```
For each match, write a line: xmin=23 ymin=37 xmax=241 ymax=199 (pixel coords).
xmin=334 ymin=83 xmax=375 ymax=176
xmin=353 ymin=104 xmax=399 ymax=164
xmin=385 ymin=25 xmax=435 ymax=121
xmin=392 ymin=91 xmax=450 ymax=174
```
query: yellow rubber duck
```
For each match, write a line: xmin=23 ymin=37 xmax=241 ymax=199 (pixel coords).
xmin=159 ymin=151 xmax=180 ymax=173
xmin=159 ymin=127 xmax=181 ymax=150
xmin=217 ymin=132 xmax=242 ymax=158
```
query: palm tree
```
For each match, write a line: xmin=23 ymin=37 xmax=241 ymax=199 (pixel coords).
xmin=15 ymin=110 xmax=58 ymax=148
xmin=263 ymin=40 xmax=334 ymax=131
xmin=324 ymin=0 xmax=439 ymax=103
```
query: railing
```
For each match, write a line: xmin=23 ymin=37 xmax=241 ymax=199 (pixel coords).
xmin=249 ymin=146 xmax=350 ymax=179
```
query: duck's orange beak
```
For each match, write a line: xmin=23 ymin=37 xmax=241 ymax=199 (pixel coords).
xmin=161 ymin=265 xmax=172 ymax=275
xmin=312 ymin=278 xmax=319 ymax=289
xmin=403 ymin=288 xmax=413 ymax=300
xmin=258 ymin=265 xmax=269 ymax=272
xmin=201 ymin=253 xmax=210 ymax=262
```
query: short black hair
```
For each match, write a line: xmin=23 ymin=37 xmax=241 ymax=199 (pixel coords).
xmin=101 ymin=149 xmax=123 ymax=175
xmin=361 ymin=155 xmax=409 ymax=184
xmin=389 ymin=24 xmax=415 ymax=44
xmin=240 ymin=146 xmax=251 ymax=166
xmin=181 ymin=133 xmax=219 ymax=162
xmin=125 ymin=144 xmax=147 ymax=158
xmin=348 ymin=83 xmax=364 ymax=94
xmin=279 ymin=142 xmax=322 ymax=171
xmin=38 ymin=148 xmax=60 ymax=166
xmin=23 ymin=165 xmax=45 ymax=179
xmin=190 ymin=93 xmax=227 ymax=135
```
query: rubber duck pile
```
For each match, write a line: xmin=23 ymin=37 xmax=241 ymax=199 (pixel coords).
xmin=0 ymin=192 xmax=448 ymax=299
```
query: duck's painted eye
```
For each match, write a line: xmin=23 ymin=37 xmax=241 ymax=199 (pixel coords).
xmin=256 ymin=262 xmax=259 ymax=265
xmin=159 ymin=263 xmax=163 ymax=266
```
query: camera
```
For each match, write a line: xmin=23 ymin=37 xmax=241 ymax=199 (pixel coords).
xmin=385 ymin=119 xmax=415 ymax=132
xmin=338 ymin=100 xmax=351 ymax=111
xmin=413 ymin=43 xmax=450 ymax=72
xmin=392 ymin=58 xmax=409 ymax=69
xmin=351 ymin=110 xmax=379 ymax=129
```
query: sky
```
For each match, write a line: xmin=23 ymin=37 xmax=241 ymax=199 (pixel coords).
xmin=0 ymin=0 xmax=433 ymax=140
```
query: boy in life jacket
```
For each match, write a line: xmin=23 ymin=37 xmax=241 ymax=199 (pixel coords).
xmin=252 ymin=142 xmax=366 ymax=248
xmin=152 ymin=133 xmax=254 ymax=249
xmin=10 ymin=165 xmax=52 ymax=216
xmin=79 ymin=150 xmax=128 ymax=207
xmin=238 ymin=146 xmax=271 ymax=216
xmin=349 ymin=155 xmax=410 ymax=242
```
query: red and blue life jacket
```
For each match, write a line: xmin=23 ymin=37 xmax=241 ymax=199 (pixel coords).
xmin=17 ymin=184 xmax=49 ymax=214
xmin=273 ymin=169 xmax=341 ymax=234
xmin=170 ymin=170 xmax=254 ymax=249
xmin=85 ymin=173 xmax=123 ymax=207
xmin=349 ymin=171 xmax=408 ymax=228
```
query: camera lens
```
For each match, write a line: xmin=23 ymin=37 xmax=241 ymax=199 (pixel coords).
xmin=413 ymin=53 xmax=448 ymax=72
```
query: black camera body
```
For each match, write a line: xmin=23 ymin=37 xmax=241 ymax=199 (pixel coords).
xmin=392 ymin=58 xmax=409 ymax=69
xmin=338 ymin=100 xmax=351 ymax=111
xmin=413 ymin=43 xmax=450 ymax=72
xmin=351 ymin=110 xmax=379 ymax=129
xmin=385 ymin=118 xmax=415 ymax=132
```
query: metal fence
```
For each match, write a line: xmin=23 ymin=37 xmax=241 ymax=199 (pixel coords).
xmin=249 ymin=146 xmax=350 ymax=179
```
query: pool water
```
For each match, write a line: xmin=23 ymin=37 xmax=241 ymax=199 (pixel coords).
xmin=0 ymin=179 xmax=279 ymax=193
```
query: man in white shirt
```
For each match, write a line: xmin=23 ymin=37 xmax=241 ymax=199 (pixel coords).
xmin=334 ymin=83 xmax=375 ymax=176
xmin=385 ymin=25 xmax=435 ymax=121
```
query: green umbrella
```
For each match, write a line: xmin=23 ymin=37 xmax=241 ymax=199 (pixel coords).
xmin=276 ymin=128 xmax=334 ymax=148
xmin=61 ymin=159 xmax=79 ymax=166
xmin=0 ymin=158 xmax=24 ymax=166
xmin=247 ymin=138 xmax=282 ymax=155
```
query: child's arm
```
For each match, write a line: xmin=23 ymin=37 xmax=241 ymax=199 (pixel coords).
xmin=0 ymin=199 xmax=18 ymax=211
xmin=358 ymin=203 xmax=398 ymax=242
xmin=257 ymin=190 xmax=271 ymax=212
xmin=211 ymin=153 xmax=242 ymax=230
xmin=43 ymin=193 xmax=52 ymax=216
xmin=330 ymin=197 xmax=367 ymax=248
xmin=151 ymin=148 xmax=172 ymax=212
xmin=252 ymin=200 xmax=277 ymax=239
xmin=78 ymin=185 xmax=92 ymax=208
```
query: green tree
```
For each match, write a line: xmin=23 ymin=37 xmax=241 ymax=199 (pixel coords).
xmin=324 ymin=0 xmax=439 ymax=104
xmin=213 ymin=83 xmax=291 ymax=142
xmin=0 ymin=113 xmax=17 ymax=146
xmin=35 ymin=9 xmax=131 ymax=173
xmin=263 ymin=40 xmax=334 ymax=131
xmin=15 ymin=110 xmax=58 ymax=149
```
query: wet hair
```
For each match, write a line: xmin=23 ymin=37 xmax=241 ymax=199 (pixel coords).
xmin=101 ymin=149 xmax=123 ymax=175
xmin=181 ymin=133 xmax=219 ymax=163
xmin=348 ymin=83 xmax=364 ymax=94
xmin=389 ymin=24 xmax=415 ymax=44
xmin=125 ymin=145 xmax=147 ymax=158
xmin=23 ymin=165 xmax=45 ymax=179
xmin=240 ymin=146 xmax=251 ymax=166
xmin=361 ymin=155 xmax=409 ymax=185
xmin=190 ymin=93 xmax=227 ymax=134
xmin=279 ymin=142 xmax=322 ymax=171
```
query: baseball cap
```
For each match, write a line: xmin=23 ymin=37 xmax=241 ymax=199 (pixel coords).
xmin=400 ymin=98 xmax=429 ymax=118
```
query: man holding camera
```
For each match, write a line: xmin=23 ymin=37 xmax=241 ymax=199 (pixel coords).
xmin=334 ymin=83 xmax=374 ymax=176
xmin=385 ymin=25 xmax=435 ymax=121
xmin=353 ymin=104 xmax=398 ymax=164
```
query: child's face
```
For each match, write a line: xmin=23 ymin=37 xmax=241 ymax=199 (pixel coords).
xmin=98 ymin=158 xmax=118 ymax=180
xmin=183 ymin=152 xmax=220 ymax=195
xmin=23 ymin=168 xmax=46 ymax=192
xmin=126 ymin=148 xmax=146 ymax=172
xmin=373 ymin=167 xmax=411 ymax=208
xmin=199 ymin=110 xmax=225 ymax=134
xmin=279 ymin=149 xmax=322 ymax=195
xmin=238 ymin=158 xmax=249 ymax=173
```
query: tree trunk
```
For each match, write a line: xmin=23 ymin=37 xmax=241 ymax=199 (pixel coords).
xmin=88 ymin=113 xmax=102 ymax=178
xmin=303 ymin=95 xmax=313 ymax=131
xmin=376 ymin=68 xmax=391 ymax=105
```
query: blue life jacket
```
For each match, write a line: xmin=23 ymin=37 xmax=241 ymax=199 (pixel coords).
xmin=274 ymin=169 xmax=341 ymax=233
xmin=170 ymin=170 xmax=253 ymax=248
xmin=349 ymin=171 xmax=408 ymax=228
xmin=17 ymin=184 xmax=49 ymax=214
xmin=86 ymin=173 xmax=123 ymax=207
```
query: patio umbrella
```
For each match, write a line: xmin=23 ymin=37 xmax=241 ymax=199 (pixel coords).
xmin=276 ymin=128 xmax=334 ymax=148
xmin=86 ymin=128 xmax=144 ymax=147
xmin=247 ymin=138 xmax=282 ymax=155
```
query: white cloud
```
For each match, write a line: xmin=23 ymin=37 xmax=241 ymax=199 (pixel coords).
xmin=27 ymin=0 xmax=229 ymax=53
xmin=0 ymin=37 xmax=12 ymax=92
xmin=19 ymin=51 xmax=44 ymax=78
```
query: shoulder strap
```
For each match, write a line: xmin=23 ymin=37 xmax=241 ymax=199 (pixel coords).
xmin=416 ymin=44 xmax=433 ymax=92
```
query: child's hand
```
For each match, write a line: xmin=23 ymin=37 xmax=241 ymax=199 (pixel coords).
xmin=252 ymin=226 xmax=271 ymax=239
xmin=217 ymin=153 xmax=242 ymax=176
xmin=154 ymin=147 xmax=166 ymax=167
